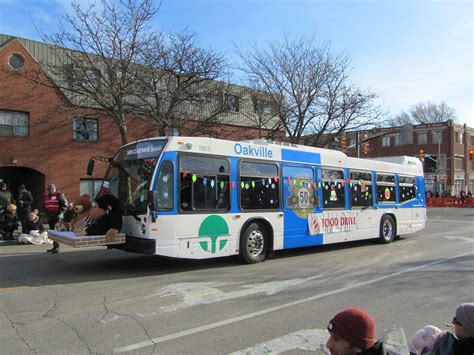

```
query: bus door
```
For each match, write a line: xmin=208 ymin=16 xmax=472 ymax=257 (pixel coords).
xmin=281 ymin=164 xmax=322 ymax=249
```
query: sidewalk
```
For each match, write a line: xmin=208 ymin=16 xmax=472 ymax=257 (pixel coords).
xmin=0 ymin=230 xmax=104 ymax=255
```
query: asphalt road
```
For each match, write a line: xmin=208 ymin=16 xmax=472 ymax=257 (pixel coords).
xmin=1 ymin=208 xmax=473 ymax=354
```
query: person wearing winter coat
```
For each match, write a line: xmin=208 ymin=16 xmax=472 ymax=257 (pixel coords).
xmin=17 ymin=184 xmax=33 ymax=231
xmin=22 ymin=209 xmax=44 ymax=234
xmin=326 ymin=307 xmax=385 ymax=355
xmin=410 ymin=302 xmax=474 ymax=355
xmin=44 ymin=184 xmax=67 ymax=253
xmin=18 ymin=210 xmax=50 ymax=245
xmin=0 ymin=182 xmax=13 ymax=210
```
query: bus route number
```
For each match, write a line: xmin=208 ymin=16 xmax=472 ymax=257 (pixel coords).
xmin=199 ymin=145 xmax=210 ymax=152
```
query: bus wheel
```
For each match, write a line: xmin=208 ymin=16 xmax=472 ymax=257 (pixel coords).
xmin=240 ymin=223 xmax=267 ymax=264
xmin=379 ymin=215 xmax=396 ymax=244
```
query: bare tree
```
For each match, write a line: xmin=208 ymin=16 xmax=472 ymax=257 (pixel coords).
xmin=388 ymin=112 xmax=412 ymax=127
xmin=133 ymin=30 xmax=230 ymax=136
xmin=412 ymin=102 xmax=456 ymax=124
xmin=42 ymin=0 xmax=156 ymax=145
xmin=390 ymin=102 xmax=456 ymax=126
xmin=236 ymin=36 xmax=382 ymax=146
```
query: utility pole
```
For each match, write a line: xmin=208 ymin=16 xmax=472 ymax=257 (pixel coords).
xmin=434 ymin=131 xmax=442 ymax=192
xmin=356 ymin=131 xmax=360 ymax=158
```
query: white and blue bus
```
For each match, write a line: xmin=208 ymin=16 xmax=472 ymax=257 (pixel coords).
xmin=92 ymin=136 xmax=426 ymax=263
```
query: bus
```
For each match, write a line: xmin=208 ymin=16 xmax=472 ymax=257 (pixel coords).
xmin=89 ymin=136 xmax=426 ymax=263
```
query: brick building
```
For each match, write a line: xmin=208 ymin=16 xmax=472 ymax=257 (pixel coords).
xmin=0 ymin=34 xmax=277 ymax=212
xmin=342 ymin=121 xmax=474 ymax=196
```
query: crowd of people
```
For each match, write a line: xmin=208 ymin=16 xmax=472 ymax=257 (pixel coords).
xmin=426 ymin=190 xmax=472 ymax=200
xmin=326 ymin=303 xmax=474 ymax=355
xmin=0 ymin=181 xmax=67 ymax=252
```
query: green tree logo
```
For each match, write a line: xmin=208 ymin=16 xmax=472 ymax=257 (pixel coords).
xmin=198 ymin=215 xmax=230 ymax=253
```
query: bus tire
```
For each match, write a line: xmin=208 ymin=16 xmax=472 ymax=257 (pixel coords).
xmin=379 ymin=215 xmax=396 ymax=244
xmin=239 ymin=222 xmax=268 ymax=264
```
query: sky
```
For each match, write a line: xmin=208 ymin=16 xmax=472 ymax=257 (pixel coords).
xmin=1 ymin=0 xmax=473 ymax=126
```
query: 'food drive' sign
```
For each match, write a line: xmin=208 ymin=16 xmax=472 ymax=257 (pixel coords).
xmin=308 ymin=211 xmax=359 ymax=234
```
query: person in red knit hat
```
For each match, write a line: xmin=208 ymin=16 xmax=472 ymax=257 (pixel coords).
xmin=326 ymin=307 xmax=385 ymax=355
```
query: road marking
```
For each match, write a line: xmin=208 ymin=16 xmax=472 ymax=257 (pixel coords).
xmin=0 ymin=285 xmax=30 ymax=292
xmin=230 ymin=329 xmax=329 ymax=354
xmin=230 ymin=327 xmax=410 ymax=355
xmin=145 ymin=276 xmax=324 ymax=312
xmin=429 ymin=219 xmax=474 ymax=224
xmin=113 ymin=250 xmax=473 ymax=353
xmin=444 ymin=236 xmax=474 ymax=243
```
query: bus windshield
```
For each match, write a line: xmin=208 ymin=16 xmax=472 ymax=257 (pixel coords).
xmin=100 ymin=140 xmax=167 ymax=215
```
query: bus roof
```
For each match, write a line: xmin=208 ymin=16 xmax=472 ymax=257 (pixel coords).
xmin=123 ymin=136 xmax=423 ymax=176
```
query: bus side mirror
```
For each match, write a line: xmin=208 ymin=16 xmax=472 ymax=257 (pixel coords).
xmin=147 ymin=190 xmax=159 ymax=211
xmin=87 ymin=159 xmax=95 ymax=176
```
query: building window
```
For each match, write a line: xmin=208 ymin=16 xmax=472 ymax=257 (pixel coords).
xmin=73 ymin=117 xmax=98 ymax=141
xmin=82 ymin=69 xmax=100 ymax=91
xmin=168 ymin=127 xmax=180 ymax=136
xmin=321 ymin=168 xmax=345 ymax=209
xmin=240 ymin=161 xmax=279 ymax=210
xmin=394 ymin=133 xmax=404 ymax=146
xmin=8 ymin=53 xmax=25 ymax=70
xmin=0 ymin=110 xmax=29 ymax=137
xmin=454 ymin=157 xmax=464 ymax=171
xmin=80 ymin=179 xmax=102 ymax=197
xmin=455 ymin=131 xmax=464 ymax=144
xmin=417 ymin=132 xmax=427 ymax=144
xmin=252 ymin=97 xmax=273 ymax=114
xmin=222 ymin=93 xmax=240 ymax=112
xmin=64 ymin=65 xmax=100 ymax=91
xmin=382 ymin=136 xmax=390 ymax=147
xmin=432 ymin=131 xmax=443 ymax=144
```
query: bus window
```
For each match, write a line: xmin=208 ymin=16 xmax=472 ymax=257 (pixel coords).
xmin=321 ymin=168 xmax=345 ymax=209
xmin=376 ymin=174 xmax=396 ymax=203
xmin=349 ymin=171 xmax=373 ymax=208
xmin=399 ymin=176 xmax=416 ymax=203
xmin=179 ymin=155 xmax=230 ymax=212
xmin=155 ymin=161 xmax=174 ymax=210
xmin=239 ymin=161 xmax=279 ymax=210
xmin=282 ymin=166 xmax=317 ymax=211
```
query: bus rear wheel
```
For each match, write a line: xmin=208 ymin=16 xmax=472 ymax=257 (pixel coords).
xmin=239 ymin=222 xmax=268 ymax=264
xmin=379 ymin=215 xmax=396 ymax=244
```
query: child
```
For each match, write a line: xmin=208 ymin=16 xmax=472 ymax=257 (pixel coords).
xmin=409 ymin=325 xmax=443 ymax=354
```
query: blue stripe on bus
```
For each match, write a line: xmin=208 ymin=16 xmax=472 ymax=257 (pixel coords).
xmin=281 ymin=149 xmax=321 ymax=164
xmin=283 ymin=211 xmax=323 ymax=249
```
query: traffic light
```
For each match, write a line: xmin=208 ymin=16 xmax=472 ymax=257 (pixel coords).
xmin=363 ymin=133 xmax=369 ymax=155
xmin=419 ymin=149 xmax=425 ymax=161
xmin=340 ymin=133 xmax=348 ymax=152
xmin=444 ymin=175 xmax=448 ymax=184
xmin=470 ymin=149 xmax=474 ymax=160
xmin=363 ymin=142 xmax=369 ymax=155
